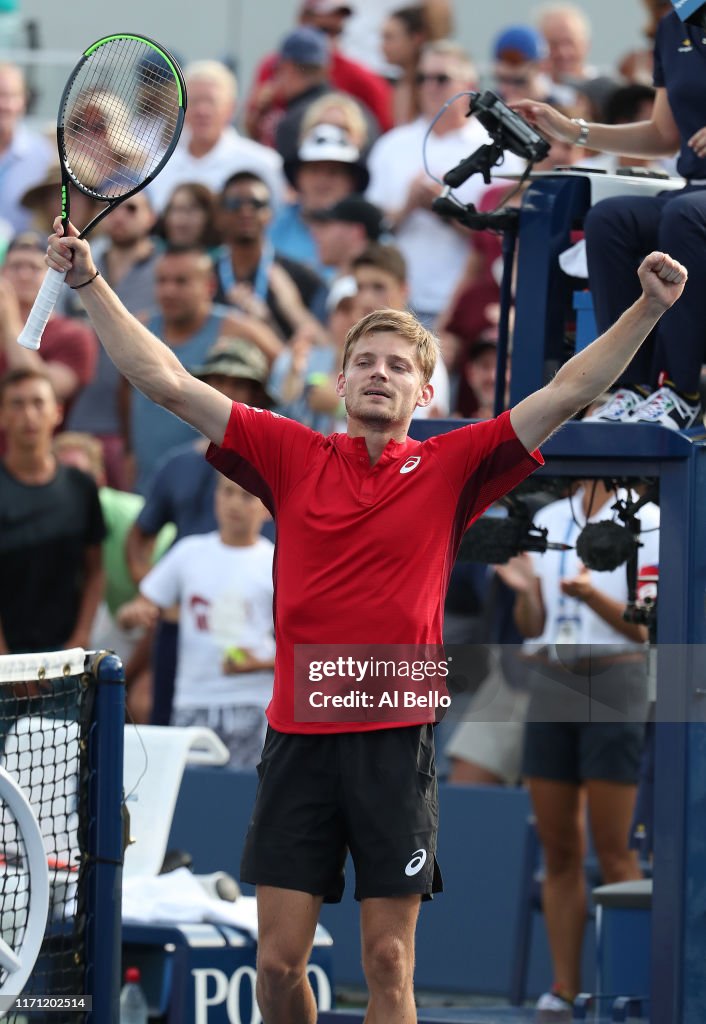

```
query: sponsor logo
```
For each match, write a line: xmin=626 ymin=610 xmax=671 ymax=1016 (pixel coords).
xmin=400 ymin=456 xmax=421 ymax=475
xmin=193 ymin=964 xmax=332 ymax=1023
xmin=404 ymin=849 xmax=427 ymax=876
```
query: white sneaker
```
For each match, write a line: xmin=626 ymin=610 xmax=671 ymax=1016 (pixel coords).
xmin=583 ymin=387 xmax=648 ymax=423
xmin=535 ymin=991 xmax=574 ymax=1021
xmin=631 ymin=385 xmax=702 ymax=430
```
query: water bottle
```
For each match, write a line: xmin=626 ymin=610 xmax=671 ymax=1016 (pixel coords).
xmin=119 ymin=966 xmax=148 ymax=1023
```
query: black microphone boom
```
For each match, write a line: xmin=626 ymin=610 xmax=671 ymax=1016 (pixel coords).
xmin=458 ymin=516 xmax=571 ymax=565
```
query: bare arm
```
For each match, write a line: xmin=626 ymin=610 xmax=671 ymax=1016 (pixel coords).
xmin=46 ymin=220 xmax=233 ymax=446
xmin=0 ymin=279 xmax=81 ymax=402
xmin=125 ymin=522 xmax=158 ymax=586
xmin=65 ymin=545 xmax=104 ymax=650
xmin=512 ymin=88 xmax=681 ymax=158
xmin=510 ymin=251 xmax=687 ymax=452
xmin=560 ymin=567 xmax=647 ymax=643
xmin=0 ymin=618 xmax=9 ymax=656
xmin=116 ymin=594 xmax=161 ymax=631
xmin=423 ymin=0 xmax=453 ymax=39
xmin=494 ymin=555 xmax=546 ymax=638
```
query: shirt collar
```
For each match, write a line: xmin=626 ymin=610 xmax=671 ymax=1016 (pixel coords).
xmin=332 ymin=432 xmax=420 ymax=463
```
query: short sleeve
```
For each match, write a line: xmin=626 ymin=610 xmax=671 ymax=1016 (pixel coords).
xmin=426 ymin=410 xmax=544 ymax=527
xmin=140 ymin=541 xmax=184 ymax=609
xmin=206 ymin=402 xmax=324 ymax=508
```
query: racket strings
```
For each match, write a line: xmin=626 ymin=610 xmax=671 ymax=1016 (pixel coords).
xmin=61 ymin=38 xmax=180 ymax=199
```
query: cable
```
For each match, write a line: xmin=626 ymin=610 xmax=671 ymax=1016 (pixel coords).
xmin=422 ymin=91 xmax=476 ymax=188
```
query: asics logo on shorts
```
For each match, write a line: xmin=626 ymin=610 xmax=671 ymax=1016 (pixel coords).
xmin=404 ymin=849 xmax=427 ymax=876
xmin=400 ymin=456 xmax=421 ymax=475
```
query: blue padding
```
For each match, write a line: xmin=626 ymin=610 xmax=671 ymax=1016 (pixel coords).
xmin=168 ymin=770 xmax=596 ymax=998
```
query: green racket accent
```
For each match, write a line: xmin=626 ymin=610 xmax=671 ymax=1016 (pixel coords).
xmin=83 ymin=34 xmax=183 ymax=105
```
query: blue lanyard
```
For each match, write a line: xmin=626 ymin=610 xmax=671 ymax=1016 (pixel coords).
xmin=217 ymin=242 xmax=274 ymax=301
xmin=557 ymin=514 xmax=579 ymax=614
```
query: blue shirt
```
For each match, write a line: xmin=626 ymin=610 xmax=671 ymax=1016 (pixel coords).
xmin=268 ymin=203 xmax=333 ymax=281
xmin=131 ymin=308 xmax=228 ymax=494
xmin=653 ymin=11 xmax=706 ymax=180
xmin=137 ymin=441 xmax=276 ymax=542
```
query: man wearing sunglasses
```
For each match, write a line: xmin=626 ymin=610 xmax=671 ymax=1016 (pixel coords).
xmin=214 ymin=171 xmax=328 ymax=340
xmin=491 ymin=24 xmax=554 ymax=106
xmin=367 ymin=40 xmax=524 ymax=328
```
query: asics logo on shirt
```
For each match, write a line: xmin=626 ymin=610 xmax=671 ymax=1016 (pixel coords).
xmin=404 ymin=849 xmax=427 ymax=876
xmin=400 ymin=456 xmax=421 ymax=475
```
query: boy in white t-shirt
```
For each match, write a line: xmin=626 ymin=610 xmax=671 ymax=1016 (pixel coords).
xmin=118 ymin=476 xmax=275 ymax=767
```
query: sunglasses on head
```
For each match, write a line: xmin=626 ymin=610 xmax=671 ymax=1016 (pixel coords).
xmin=221 ymin=196 xmax=269 ymax=211
xmin=416 ymin=72 xmax=452 ymax=86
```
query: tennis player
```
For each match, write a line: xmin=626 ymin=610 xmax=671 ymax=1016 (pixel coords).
xmin=46 ymin=219 xmax=685 ymax=1024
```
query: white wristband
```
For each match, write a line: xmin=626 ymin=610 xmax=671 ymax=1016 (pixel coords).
xmin=571 ymin=117 xmax=590 ymax=146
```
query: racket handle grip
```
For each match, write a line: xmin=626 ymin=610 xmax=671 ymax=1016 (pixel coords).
xmin=17 ymin=268 xmax=67 ymax=351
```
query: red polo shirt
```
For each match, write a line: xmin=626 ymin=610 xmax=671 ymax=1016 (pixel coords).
xmin=207 ymin=404 xmax=542 ymax=733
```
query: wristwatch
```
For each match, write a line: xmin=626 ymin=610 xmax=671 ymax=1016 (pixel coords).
xmin=571 ymin=117 xmax=590 ymax=146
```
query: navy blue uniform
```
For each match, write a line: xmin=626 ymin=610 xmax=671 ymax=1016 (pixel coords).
xmin=584 ymin=11 xmax=706 ymax=394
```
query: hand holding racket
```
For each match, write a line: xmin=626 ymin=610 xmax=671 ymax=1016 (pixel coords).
xmin=18 ymin=33 xmax=186 ymax=351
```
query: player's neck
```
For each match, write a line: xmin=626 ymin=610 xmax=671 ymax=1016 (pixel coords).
xmin=3 ymin=447 xmax=56 ymax=484
xmin=346 ymin=418 xmax=408 ymax=464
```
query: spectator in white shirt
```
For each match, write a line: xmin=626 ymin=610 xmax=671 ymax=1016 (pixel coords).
xmin=0 ymin=63 xmax=53 ymax=234
xmin=147 ymin=61 xmax=284 ymax=214
xmin=118 ymin=476 xmax=275 ymax=769
xmin=366 ymin=41 xmax=520 ymax=325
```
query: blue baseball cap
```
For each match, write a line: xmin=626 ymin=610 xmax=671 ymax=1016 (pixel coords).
xmin=493 ymin=25 xmax=546 ymax=63
xmin=671 ymin=0 xmax=704 ymax=19
xmin=279 ymin=26 xmax=329 ymax=66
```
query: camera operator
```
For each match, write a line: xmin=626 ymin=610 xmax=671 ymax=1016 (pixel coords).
xmin=498 ymin=477 xmax=659 ymax=1019
xmin=514 ymin=1 xmax=706 ymax=431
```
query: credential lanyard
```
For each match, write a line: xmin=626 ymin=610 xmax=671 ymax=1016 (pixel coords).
xmin=217 ymin=242 xmax=274 ymax=301
xmin=557 ymin=515 xmax=579 ymax=615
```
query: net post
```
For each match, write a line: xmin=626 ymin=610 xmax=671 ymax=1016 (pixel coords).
xmin=84 ymin=651 xmax=125 ymax=1024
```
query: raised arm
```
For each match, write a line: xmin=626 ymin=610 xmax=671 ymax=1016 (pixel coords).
xmin=510 ymin=251 xmax=687 ymax=453
xmin=46 ymin=220 xmax=233 ymax=446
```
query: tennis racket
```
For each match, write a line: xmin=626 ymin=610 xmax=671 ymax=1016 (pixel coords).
xmin=18 ymin=33 xmax=186 ymax=351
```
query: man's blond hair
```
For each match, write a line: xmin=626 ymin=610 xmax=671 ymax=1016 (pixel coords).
xmin=342 ymin=309 xmax=439 ymax=385
xmin=184 ymin=60 xmax=238 ymax=105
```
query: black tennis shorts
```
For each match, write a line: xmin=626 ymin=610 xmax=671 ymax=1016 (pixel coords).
xmin=240 ymin=723 xmax=443 ymax=902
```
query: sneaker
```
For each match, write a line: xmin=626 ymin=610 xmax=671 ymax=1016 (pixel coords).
xmin=631 ymin=384 xmax=702 ymax=430
xmin=583 ymin=386 xmax=649 ymax=423
xmin=535 ymin=990 xmax=574 ymax=1022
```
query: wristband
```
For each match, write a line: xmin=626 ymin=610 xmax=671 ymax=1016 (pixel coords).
xmin=571 ymin=118 xmax=590 ymax=146
xmin=70 ymin=269 xmax=100 ymax=290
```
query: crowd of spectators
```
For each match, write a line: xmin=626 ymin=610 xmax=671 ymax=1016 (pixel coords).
xmin=0 ymin=3 xmax=689 ymax=1013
